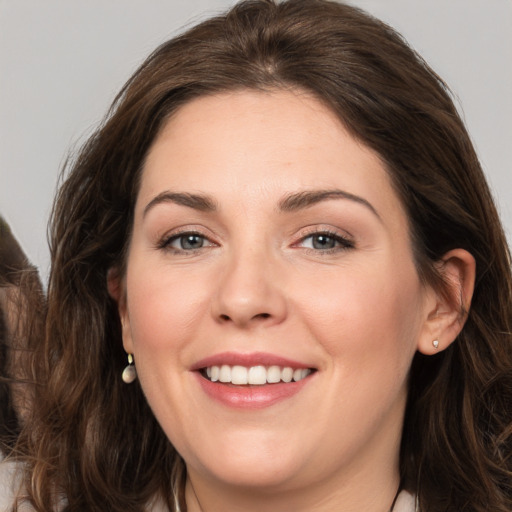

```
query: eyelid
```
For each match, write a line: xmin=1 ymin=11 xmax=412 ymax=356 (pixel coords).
xmin=293 ymin=225 xmax=354 ymax=242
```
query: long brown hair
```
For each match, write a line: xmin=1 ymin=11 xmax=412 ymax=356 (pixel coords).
xmin=0 ymin=217 xmax=44 ymax=454
xmin=18 ymin=1 xmax=512 ymax=510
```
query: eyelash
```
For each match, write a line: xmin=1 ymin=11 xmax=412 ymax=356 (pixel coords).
xmin=295 ymin=230 xmax=354 ymax=254
xmin=157 ymin=230 xmax=215 ymax=254
xmin=157 ymin=229 xmax=354 ymax=255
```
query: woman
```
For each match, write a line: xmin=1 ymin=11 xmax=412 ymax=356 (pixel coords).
xmin=13 ymin=0 xmax=512 ymax=510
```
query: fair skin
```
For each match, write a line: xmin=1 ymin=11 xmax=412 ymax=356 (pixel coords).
xmin=111 ymin=89 xmax=475 ymax=512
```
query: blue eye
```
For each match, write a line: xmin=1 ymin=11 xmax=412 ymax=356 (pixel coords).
xmin=299 ymin=232 xmax=353 ymax=251
xmin=177 ymin=234 xmax=205 ymax=250
xmin=161 ymin=232 xmax=211 ymax=251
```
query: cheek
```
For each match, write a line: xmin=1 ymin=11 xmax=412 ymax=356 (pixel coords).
xmin=122 ymin=264 xmax=211 ymax=438
xmin=124 ymin=262 xmax=211 ymax=357
xmin=294 ymin=260 xmax=424 ymax=372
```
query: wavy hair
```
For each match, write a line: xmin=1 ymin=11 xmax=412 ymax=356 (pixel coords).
xmin=17 ymin=1 xmax=512 ymax=510
xmin=0 ymin=217 xmax=44 ymax=454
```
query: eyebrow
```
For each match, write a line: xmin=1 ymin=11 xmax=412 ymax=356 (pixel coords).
xmin=143 ymin=192 xmax=218 ymax=217
xmin=278 ymin=189 xmax=380 ymax=218
xmin=143 ymin=188 xmax=380 ymax=219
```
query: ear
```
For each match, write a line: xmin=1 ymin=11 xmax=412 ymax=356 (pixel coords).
xmin=417 ymin=249 xmax=476 ymax=355
xmin=107 ymin=267 xmax=134 ymax=354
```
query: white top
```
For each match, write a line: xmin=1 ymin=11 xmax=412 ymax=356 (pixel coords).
xmin=0 ymin=456 xmax=25 ymax=511
xmin=394 ymin=491 xmax=417 ymax=512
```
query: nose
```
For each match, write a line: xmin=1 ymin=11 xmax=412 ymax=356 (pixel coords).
xmin=211 ymin=247 xmax=287 ymax=328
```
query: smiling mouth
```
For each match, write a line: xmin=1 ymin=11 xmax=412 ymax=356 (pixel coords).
xmin=200 ymin=365 xmax=315 ymax=385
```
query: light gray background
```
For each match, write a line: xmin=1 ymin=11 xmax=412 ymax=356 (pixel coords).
xmin=1 ymin=0 xmax=511 ymax=284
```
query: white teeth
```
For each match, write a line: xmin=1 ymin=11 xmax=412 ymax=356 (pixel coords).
xmin=281 ymin=367 xmax=293 ymax=383
xmin=231 ymin=365 xmax=248 ymax=385
xmin=203 ymin=365 xmax=312 ymax=385
xmin=292 ymin=369 xmax=310 ymax=381
xmin=248 ymin=365 xmax=267 ymax=385
xmin=292 ymin=368 xmax=303 ymax=382
xmin=219 ymin=365 xmax=231 ymax=383
xmin=267 ymin=365 xmax=281 ymax=383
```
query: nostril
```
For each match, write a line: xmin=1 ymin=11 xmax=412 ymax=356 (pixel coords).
xmin=217 ymin=312 xmax=271 ymax=323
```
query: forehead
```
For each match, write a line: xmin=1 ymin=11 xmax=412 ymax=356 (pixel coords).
xmin=137 ymin=89 xmax=406 ymax=230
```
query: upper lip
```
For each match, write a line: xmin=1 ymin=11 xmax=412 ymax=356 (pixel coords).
xmin=190 ymin=352 xmax=315 ymax=371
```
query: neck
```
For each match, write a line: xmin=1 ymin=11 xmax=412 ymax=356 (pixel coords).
xmin=184 ymin=466 xmax=401 ymax=512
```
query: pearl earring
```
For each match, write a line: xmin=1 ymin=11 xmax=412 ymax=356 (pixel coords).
xmin=432 ymin=339 xmax=439 ymax=349
xmin=122 ymin=353 xmax=137 ymax=383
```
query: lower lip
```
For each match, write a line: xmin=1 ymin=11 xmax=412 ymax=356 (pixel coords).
xmin=194 ymin=372 xmax=313 ymax=409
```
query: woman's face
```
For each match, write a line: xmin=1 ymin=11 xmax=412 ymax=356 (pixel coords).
xmin=119 ymin=90 xmax=436 ymax=495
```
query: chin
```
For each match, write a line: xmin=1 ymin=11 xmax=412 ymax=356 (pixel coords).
xmin=184 ymin=431 xmax=310 ymax=490
xmin=200 ymin=459 xmax=303 ymax=491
